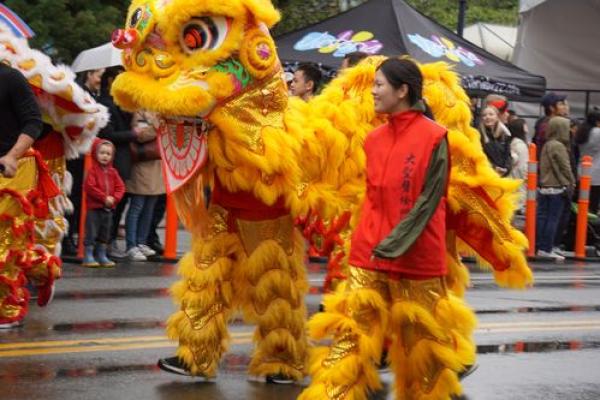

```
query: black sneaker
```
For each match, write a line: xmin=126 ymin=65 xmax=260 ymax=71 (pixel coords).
xmin=148 ymin=241 xmax=164 ymax=256
xmin=157 ymin=357 xmax=215 ymax=381
xmin=458 ymin=364 xmax=478 ymax=381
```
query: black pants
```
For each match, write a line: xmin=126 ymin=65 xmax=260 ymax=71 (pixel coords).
xmin=147 ymin=194 xmax=166 ymax=245
xmin=111 ymin=193 xmax=130 ymax=242
xmin=84 ymin=209 xmax=113 ymax=246
xmin=589 ymin=185 xmax=600 ymax=215
xmin=65 ymin=158 xmax=84 ymax=239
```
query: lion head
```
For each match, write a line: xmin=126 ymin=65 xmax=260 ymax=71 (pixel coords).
xmin=111 ymin=0 xmax=282 ymax=118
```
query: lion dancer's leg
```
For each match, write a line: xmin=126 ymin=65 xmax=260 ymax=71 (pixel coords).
xmin=300 ymin=266 xmax=389 ymax=400
xmin=388 ymin=276 xmax=476 ymax=400
xmin=0 ymin=211 xmax=31 ymax=327
xmin=0 ymin=154 xmax=59 ymax=327
xmin=160 ymin=205 xmax=243 ymax=378
xmin=238 ymin=217 xmax=308 ymax=382
xmin=33 ymin=132 xmax=70 ymax=259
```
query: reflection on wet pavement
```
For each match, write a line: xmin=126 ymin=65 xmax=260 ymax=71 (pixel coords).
xmin=53 ymin=288 xmax=171 ymax=301
xmin=478 ymin=340 xmax=600 ymax=354
xmin=2 ymin=340 xmax=599 ymax=383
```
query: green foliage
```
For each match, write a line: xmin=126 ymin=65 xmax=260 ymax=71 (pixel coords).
xmin=406 ymin=0 xmax=519 ymax=29
xmin=4 ymin=0 xmax=129 ymax=63
xmin=272 ymin=0 xmax=518 ymax=35
xmin=272 ymin=0 xmax=340 ymax=36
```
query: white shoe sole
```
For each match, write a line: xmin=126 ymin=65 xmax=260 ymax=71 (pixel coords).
xmin=0 ymin=320 xmax=23 ymax=329
xmin=157 ymin=360 xmax=215 ymax=381
xmin=247 ymin=375 xmax=295 ymax=384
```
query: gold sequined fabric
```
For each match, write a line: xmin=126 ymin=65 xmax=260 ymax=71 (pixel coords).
xmin=214 ymin=74 xmax=288 ymax=154
xmin=322 ymin=331 xmax=359 ymax=368
xmin=236 ymin=215 xmax=294 ymax=256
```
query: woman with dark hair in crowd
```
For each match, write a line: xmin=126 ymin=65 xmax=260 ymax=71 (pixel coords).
xmin=97 ymin=66 xmax=140 ymax=258
xmin=479 ymin=105 xmax=512 ymax=176
xmin=507 ymin=118 xmax=529 ymax=213
xmin=575 ymin=109 xmax=600 ymax=214
xmin=300 ymin=57 xmax=475 ymax=400
xmin=63 ymin=69 xmax=105 ymax=255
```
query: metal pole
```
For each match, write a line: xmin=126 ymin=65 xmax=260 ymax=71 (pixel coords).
xmin=585 ymin=90 xmax=591 ymax=116
xmin=457 ymin=0 xmax=467 ymax=37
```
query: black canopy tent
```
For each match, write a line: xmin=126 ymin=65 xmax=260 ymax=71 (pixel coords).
xmin=276 ymin=0 xmax=546 ymax=102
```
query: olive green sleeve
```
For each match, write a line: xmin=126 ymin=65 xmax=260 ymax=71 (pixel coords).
xmin=372 ymin=138 xmax=449 ymax=259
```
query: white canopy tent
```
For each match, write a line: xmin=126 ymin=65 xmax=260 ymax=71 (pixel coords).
xmin=463 ymin=23 xmax=516 ymax=61
xmin=512 ymin=0 xmax=600 ymax=119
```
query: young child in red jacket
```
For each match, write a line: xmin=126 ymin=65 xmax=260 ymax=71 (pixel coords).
xmin=82 ymin=139 xmax=125 ymax=267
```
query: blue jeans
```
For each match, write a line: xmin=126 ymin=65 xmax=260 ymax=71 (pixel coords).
xmin=536 ymin=193 xmax=567 ymax=252
xmin=125 ymin=195 xmax=159 ymax=250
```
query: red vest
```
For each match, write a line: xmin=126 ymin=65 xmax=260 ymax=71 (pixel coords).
xmin=349 ymin=110 xmax=448 ymax=278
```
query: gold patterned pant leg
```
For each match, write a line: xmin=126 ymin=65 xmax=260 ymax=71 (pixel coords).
xmin=239 ymin=222 xmax=308 ymax=382
xmin=388 ymin=276 xmax=477 ymax=400
xmin=35 ymin=156 xmax=68 ymax=257
xmin=0 ymin=262 xmax=28 ymax=324
xmin=0 ymin=157 xmax=41 ymax=323
xmin=299 ymin=266 xmax=390 ymax=400
xmin=166 ymin=205 xmax=243 ymax=377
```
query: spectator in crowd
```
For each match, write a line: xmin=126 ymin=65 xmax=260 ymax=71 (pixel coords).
xmin=63 ymin=68 xmax=105 ymax=255
xmin=537 ymin=117 xmax=575 ymax=261
xmin=533 ymin=92 xmax=569 ymax=157
xmin=97 ymin=66 xmax=139 ymax=258
xmin=507 ymin=109 xmax=519 ymax=124
xmin=125 ymin=111 xmax=165 ymax=261
xmin=507 ymin=118 xmax=529 ymax=213
xmin=290 ymin=63 xmax=322 ymax=101
xmin=146 ymin=194 xmax=166 ymax=255
xmin=82 ymin=139 xmax=125 ymax=268
xmin=485 ymin=94 xmax=510 ymax=124
xmin=575 ymin=109 xmax=600 ymax=214
xmin=0 ymin=63 xmax=42 ymax=177
xmin=553 ymin=118 xmax=582 ymax=254
xmin=478 ymin=105 xmax=512 ymax=176
xmin=570 ymin=118 xmax=581 ymax=168
xmin=340 ymin=51 xmax=368 ymax=70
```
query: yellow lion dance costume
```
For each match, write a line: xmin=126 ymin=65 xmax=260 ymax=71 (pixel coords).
xmin=111 ymin=0 xmax=533 ymax=393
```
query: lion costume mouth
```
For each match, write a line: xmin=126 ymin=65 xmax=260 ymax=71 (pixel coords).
xmin=158 ymin=117 xmax=210 ymax=192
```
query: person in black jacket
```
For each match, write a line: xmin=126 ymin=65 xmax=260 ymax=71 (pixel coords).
xmin=478 ymin=105 xmax=512 ymax=176
xmin=97 ymin=67 xmax=141 ymax=258
xmin=0 ymin=63 xmax=42 ymax=173
xmin=63 ymin=69 xmax=105 ymax=255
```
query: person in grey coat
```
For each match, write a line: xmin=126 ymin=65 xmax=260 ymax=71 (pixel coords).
xmin=576 ymin=109 xmax=600 ymax=214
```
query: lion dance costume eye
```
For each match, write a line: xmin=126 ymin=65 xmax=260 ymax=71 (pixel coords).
xmin=180 ymin=17 xmax=229 ymax=53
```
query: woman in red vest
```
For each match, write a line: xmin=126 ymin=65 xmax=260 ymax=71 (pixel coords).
xmin=300 ymin=58 xmax=476 ymax=400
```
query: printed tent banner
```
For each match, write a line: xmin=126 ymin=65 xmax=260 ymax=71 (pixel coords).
xmin=276 ymin=0 xmax=546 ymax=102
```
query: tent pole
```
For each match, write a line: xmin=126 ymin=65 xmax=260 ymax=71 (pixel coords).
xmin=457 ymin=0 xmax=467 ymax=37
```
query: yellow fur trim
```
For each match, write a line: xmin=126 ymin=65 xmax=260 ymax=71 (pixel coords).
xmin=301 ymin=287 xmax=388 ymax=400
xmin=389 ymin=292 xmax=476 ymax=400
xmin=238 ymin=231 xmax=308 ymax=379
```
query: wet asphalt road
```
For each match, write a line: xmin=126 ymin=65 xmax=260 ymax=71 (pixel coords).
xmin=2 ymin=244 xmax=600 ymax=400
